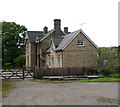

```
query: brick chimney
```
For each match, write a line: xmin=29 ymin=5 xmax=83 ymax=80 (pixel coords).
xmin=54 ymin=19 xmax=62 ymax=36
xmin=64 ymin=27 xmax=68 ymax=34
xmin=43 ymin=26 xmax=48 ymax=34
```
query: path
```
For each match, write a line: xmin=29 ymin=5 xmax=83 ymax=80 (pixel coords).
xmin=2 ymin=80 xmax=118 ymax=105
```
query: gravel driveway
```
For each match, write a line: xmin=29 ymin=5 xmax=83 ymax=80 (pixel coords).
xmin=2 ymin=80 xmax=118 ymax=105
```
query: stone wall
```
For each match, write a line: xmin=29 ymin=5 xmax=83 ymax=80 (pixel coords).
xmin=45 ymin=41 xmax=62 ymax=68
xmin=31 ymin=43 xmax=36 ymax=67
xmin=26 ymin=39 xmax=36 ymax=67
xmin=63 ymin=32 xmax=98 ymax=68
xmin=25 ymin=39 xmax=29 ymax=67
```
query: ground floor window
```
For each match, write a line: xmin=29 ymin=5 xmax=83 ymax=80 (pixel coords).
xmin=27 ymin=56 xmax=29 ymax=66
xmin=49 ymin=55 xmax=51 ymax=68
xmin=52 ymin=56 xmax=54 ymax=68
xmin=58 ymin=56 xmax=60 ymax=68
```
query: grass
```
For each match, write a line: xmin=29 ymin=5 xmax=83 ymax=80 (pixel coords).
xmin=2 ymin=80 xmax=21 ymax=97
xmin=31 ymin=76 xmax=120 ymax=83
xmin=97 ymin=97 xmax=120 ymax=104
xmin=78 ymin=77 xmax=120 ymax=82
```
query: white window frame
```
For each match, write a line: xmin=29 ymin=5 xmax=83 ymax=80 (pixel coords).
xmin=58 ymin=56 xmax=60 ymax=68
xmin=77 ymin=40 xmax=84 ymax=46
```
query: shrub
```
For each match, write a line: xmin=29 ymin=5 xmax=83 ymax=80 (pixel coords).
xmin=13 ymin=55 xmax=25 ymax=67
xmin=34 ymin=70 xmax=43 ymax=79
xmin=4 ymin=63 xmax=11 ymax=68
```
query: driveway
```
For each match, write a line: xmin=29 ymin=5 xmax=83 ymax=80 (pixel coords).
xmin=2 ymin=80 xmax=118 ymax=105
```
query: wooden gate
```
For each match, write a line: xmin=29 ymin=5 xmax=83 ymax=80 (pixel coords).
xmin=0 ymin=67 xmax=35 ymax=79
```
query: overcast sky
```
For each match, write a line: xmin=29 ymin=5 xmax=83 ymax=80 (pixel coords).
xmin=1 ymin=0 xmax=119 ymax=47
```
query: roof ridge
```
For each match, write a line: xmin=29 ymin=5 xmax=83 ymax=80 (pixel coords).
xmin=40 ymin=29 xmax=55 ymax=42
xmin=62 ymin=29 xmax=80 ymax=37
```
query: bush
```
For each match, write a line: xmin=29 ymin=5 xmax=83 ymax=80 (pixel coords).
xmin=109 ymin=74 xmax=120 ymax=78
xmin=4 ymin=63 xmax=11 ymax=68
xmin=13 ymin=55 xmax=25 ymax=67
xmin=34 ymin=70 xmax=43 ymax=79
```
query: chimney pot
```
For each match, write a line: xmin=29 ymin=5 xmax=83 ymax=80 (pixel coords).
xmin=43 ymin=26 xmax=48 ymax=34
xmin=54 ymin=19 xmax=61 ymax=31
xmin=64 ymin=27 xmax=68 ymax=34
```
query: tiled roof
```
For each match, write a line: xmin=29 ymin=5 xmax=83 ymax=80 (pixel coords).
xmin=26 ymin=29 xmax=55 ymax=43
xmin=26 ymin=31 xmax=43 ymax=43
xmin=55 ymin=29 xmax=98 ymax=51
xmin=43 ymin=47 xmax=50 ymax=54
xmin=39 ymin=29 xmax=55 ymax=42
xmin=52 ymin=37 xmax=64 ymax=48
xmin=55 ymin=30 xmax=80 ymax=51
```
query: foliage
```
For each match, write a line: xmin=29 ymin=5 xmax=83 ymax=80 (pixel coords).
xmin=2 ymin=21 xmax=27 ymax=67
xmin=34 ymin=71 xmax=43 ymax=79
xmin=34 ymin=67 xmax=43 ymax=79
xmin=97 ymin=97 xmax=120 ymax=104
xmin=109 ymin=73 xmax=120 ymax=78
xmin=13 ymin=55 xmax=25 ymax=67
xmin=96 ymin=46 xmax=118 ymax=75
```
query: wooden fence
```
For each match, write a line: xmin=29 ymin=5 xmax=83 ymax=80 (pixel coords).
xmin=35 ymin=67 xmax=98 ymax=76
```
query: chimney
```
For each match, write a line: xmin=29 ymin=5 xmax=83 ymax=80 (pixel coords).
xmin=64 ymin=27 xmax=68 ymax=34
xmin=54 ymin=19 xmax=62 ymax=36
xmin=43 ymin=26 xmax=48 ymax=34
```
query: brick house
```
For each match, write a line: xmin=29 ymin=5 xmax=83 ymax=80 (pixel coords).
xmin=25 ymin=19 xmax=98 ymax=68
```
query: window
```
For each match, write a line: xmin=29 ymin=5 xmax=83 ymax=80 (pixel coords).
xmin=58 ymin=56 xmax=60 ymax=68
xmin=49 ymin=55 xmax=51 ymax=68
xmin=77 ymin=40 xmax=84 ymax=46
xmin=27 ymin=56 xmax=29 ymax=66
xmin=52 ymin=56 xmax=54 ymax=68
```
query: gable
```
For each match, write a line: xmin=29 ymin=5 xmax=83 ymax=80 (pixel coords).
xmin=26 ymin=31 xmax=44 ymax=43
xmin=63 ymin=32 xmax=98 ymax=51
xmin=55 ymin=29 xmax=98 ymax=51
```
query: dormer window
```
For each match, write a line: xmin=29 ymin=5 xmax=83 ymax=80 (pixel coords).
xmin=77 ymin=40 xmax=84 ymax=46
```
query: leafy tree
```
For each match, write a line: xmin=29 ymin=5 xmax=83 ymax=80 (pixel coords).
xmin=2 ymin=21 xmax=27 ymax=67
xmin=0 ymin=22 xmax=2 ymax=69
xmin=97 ymin=46 xmax=118 ymax=75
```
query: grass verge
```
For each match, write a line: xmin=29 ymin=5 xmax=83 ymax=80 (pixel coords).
xmin=2 ymin=80 xmax=21 ymax=97
xmin=97 ymin=97 xmax=120 ymax=104
xmin=31 ymin=77 xmax=120 ymax=83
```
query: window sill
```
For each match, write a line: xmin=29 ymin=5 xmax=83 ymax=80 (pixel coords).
xmin=77 ymin=45 xmax=85 ymax=47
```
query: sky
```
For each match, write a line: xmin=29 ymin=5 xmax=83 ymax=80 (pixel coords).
xmin=0 ymin=0 xmax=119 ymax=47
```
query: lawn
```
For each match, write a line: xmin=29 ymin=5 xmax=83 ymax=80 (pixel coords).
xmin=2 ymin=80 xmax=21 ymax=97
xmin=31 ymin=77 xmax=120 ymax=83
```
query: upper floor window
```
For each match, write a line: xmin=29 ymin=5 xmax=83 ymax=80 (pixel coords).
xmin=77 ymin=40 xmax=84 ymax=46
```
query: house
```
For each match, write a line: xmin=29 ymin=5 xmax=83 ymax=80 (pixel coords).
xmin=25 ymin=19 xmax=98 ymax=68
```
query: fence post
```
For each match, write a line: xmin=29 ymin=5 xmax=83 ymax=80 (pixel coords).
xmin=22 ymin=66 xmax=25 ymax=80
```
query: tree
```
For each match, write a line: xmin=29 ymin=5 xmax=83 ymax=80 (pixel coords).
xmin=97 ymin=47 xmax=118 ymax=75
xmin=13 ymin=55 xmax=25 ymax=67
xmin=2 ymin=21 xmax=27 ymax=67
xmin=0 ymin=22 xmax=2 ymax=69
